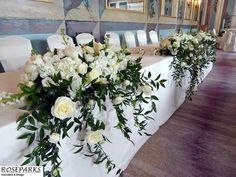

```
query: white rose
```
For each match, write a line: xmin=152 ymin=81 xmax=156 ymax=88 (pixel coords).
xmin=189 ymin=53 xmax=193 ymax=57
xmin=87 ymin=99 xmax=95 ymax=108
xmin=64 ymin=46 xmax=79 ymax=60
xmin=51 ymin=96 xmax=76 ymax=119
xmin=78 ymin=63 xmax=88 ymax=75
xmin=85 ymin=54 xmax=95 ymax=62
xmin=84 ymin=46 xmax=94 ymax=54
xmin=113 ymin=95 xmax=123 ymax=105
xmin=85 ymin=130 xmax=103 ymax=145
xmin=87 ymin=68 xmax=101 ymax=82
xmin=123 ymin=80 xmax=130 ymax=87
xmin=142 ymin=85 xmax=152 ymax=96
xmin=48 ymin=133 xmax=60 ymax=144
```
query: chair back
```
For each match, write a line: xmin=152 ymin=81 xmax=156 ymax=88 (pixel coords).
xmin=105 ymin=32 xmax=121 ymax=47
xmin=47 ymin=34 xmax=74 ymax=51
xmin=0 ymin=36 xmax=32 ymax=71
xmin=124 ymin=31 xmax=136 ymax=48
xmin=149 ymin=30 xmax=159 ymax=44
xmin=76 ymin=33 xmax=94 ymax=45
xmin=137 ymin=30 xmax=147 ymax=46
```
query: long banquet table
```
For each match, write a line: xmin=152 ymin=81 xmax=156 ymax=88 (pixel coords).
xmin=0 ymin=53 xmax=213 ymax=177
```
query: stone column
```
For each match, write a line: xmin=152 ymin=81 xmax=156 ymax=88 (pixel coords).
xmin=214 ymin=0 xmax=225 ymax=33
xmin=231 ymin=1 xmax=236 ymax=28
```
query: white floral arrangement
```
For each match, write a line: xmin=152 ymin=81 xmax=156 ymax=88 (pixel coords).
xmin=159 ymin=31 xmax=216 ymax=99
xmin=0 ymin=36 xmax=166 ymax=176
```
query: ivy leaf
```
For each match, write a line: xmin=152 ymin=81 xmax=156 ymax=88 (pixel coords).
xmin=17 ymin=133 xmax=31 ymax=140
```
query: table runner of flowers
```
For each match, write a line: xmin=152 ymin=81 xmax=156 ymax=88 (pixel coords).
xmin=159 ymin=31 xmax=217 ymax=99
xmin=0 ymin=36 xmax=166 ymax=177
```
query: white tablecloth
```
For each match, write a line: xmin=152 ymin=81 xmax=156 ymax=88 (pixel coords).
xmin=0 ymin=54 xmax=213 ymax=177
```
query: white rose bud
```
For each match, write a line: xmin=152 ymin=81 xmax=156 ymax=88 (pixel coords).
xmin=85 ymin=54 xmax=95 ymax=62
xmin=99 ymin=77 xmax=108 ymax=84
xmin=51 ymin=96 xmax=76 ymax=119
xmin=43 ymin=52 xmax=53 ymax=62
xmin=87 ymin=68 xmax=101 ymax=82
xmin=85 ymin=130 xmax=103 ymax=145
xmin=76 ymin=46 xmax=83 ymax=58
xmin=28 ymin=72 xmax=39 ymax=81
xmin=142 ymin=85 xmax=152 ymax=96
xmin=94 ymin=42 xmax=104 ymax=53
xmin=113 ymin=95 xmax=123 ymax=105
xmin=48 ymin=133 xmax=60 ymax=144
xmin=56 ymin=49 xmax=65 ymax=58
xmin=189 ymin=53 xmax=193 ymax=57
xmin=84 ymin=46 xmax=94 ymax=54
xmin=193 ymin=85 xmax=198 ymax=92
xmin=64 ymin=46 xmax=79 ymax=60
xmin=20 ymin=73 xmax=29 ymax=83
xmin=78 ymin=63 xmax=88 ymax=75
xmin=87 ymin=99 xmax=95 ymax=108
xmin=181 ymin=62 xmax=187 ymax=68
xmin=123 ymin=80 xmax=130 ymax=87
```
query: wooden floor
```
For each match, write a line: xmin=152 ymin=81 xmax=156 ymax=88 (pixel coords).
xmin=123 ymin=50 xmax=236 ymax=177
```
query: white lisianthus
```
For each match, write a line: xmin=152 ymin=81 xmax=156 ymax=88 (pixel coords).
xmin=142 ymin=85 xmax=152 ymax=96
xmin=43 ymin=52 xmax=53 ymax=62
xmin=71 ymin=77 xmax=82 ymax=91
xmin=20 ymin=73 xmax=29 ymax=83
xmin=84 ymin=46 xmax=94 ymax=54
xmin=87 ymin=68 xmax=101 ymax=82
xmin=113 ymin=95 xmax=123 ymax=105
xmin=85 ymin=54 xmax=95 ymax=62
xmin=85 ymin=130 xmax=103 ymax=145
xmin=51 ymin=96 xmax=76 ymax=119
xmin=42 ymin=77 xmax=56 ymax=87
xmin=28 ymin=72 xmax=39 ymax=81
xmin=123 ymin=80 xmax=130 ymax=87
xmin=64 ymin=46 xmax=79 ymax=60
xmin=48 ymin=133 xmax=60 ymax=144
xmin=77 ymin=63 xmax=88 ymax=75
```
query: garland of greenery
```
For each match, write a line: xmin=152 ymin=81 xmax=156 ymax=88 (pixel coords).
xmin=159 ymin=31 xmax=217 ymax=99
xmin=0 ymin=36 xmax=166 ymax=177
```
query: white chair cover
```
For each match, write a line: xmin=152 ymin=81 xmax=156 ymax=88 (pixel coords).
xmin=149 ymin=30 xmax=159 ymax=44
xmin=76 ymin=33 xmax=94 ymax=45
xmin=0 ymin=36 xmax=32 ymax=72
xmin=221 ymin=29 xmax=236 ymax=52
xmin=47 ymin=34 xmax=74 ymax=52
xmin=105 ymin=32 xmax=121 ymax=47
xmin=124 ymin=31 xmax=136 ymax=48
xmin=137 ymin=30 xmax=147 ymax=46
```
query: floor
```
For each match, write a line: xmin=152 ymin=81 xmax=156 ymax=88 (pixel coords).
xmin=123 ymin=50 xmax=236 ymax=177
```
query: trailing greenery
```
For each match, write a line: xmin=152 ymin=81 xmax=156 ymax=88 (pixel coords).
xmin=159 ymin=31 xmax=217 ymax=99
xmin=1 ymin=37 xmax=166 ymax=177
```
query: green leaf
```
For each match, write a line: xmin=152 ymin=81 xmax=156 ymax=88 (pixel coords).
xmin=28 ymin=116 xmax=35 ymax=125
xmin=35 ymin=156 xmax=40 ymax=166
xmin=28 ymin=133 xmax=35 ymax=145
xmin=17 ymin=118 xmax=27 ymax=130
xmin=24 ymin=125 xmax=38 ymax=131
xmin=17 ymin=112 xmax=29 ymax=123
xmin=21 ymin=158 xmax=33 ymax=166
xmin=17 ymin=133 xmax=31 ymax=140
xmin=148 ymin=71 xmax=151 ymax=78
xmin=40 ymin=128 xmax=45 ymax=139
xmin=155 ymin=74 xmax=161 ymax=81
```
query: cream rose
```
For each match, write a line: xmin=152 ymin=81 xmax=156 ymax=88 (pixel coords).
xmin=48 ymin=133 xmax=60 ymax=144
xmin=93 ymin=42 xmax=104 ymax=53
xmin=51 ymin=96 xmax=76 ymax=119
xmin=64 ymin=46 xmax=79 ymax=60
xmin=85 ymin=130 xmax=103 ymax=145
xmin=87 ymin=68 xmax=101 ymax=82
